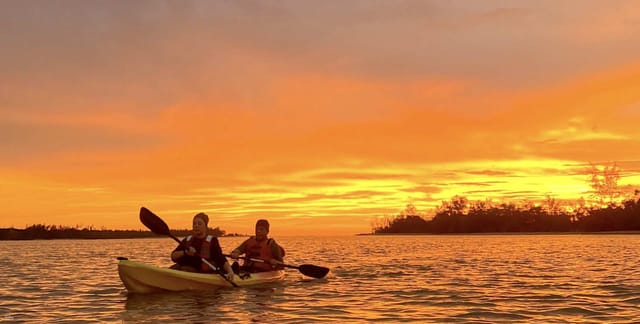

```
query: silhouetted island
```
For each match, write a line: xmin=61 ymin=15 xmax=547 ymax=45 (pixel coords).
xmin=372 ymin=197 xmax=640 ymax=234
xmin=0 ymin=224 xmax=245 ymax=240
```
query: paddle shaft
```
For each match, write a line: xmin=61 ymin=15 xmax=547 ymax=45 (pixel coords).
xmin=224 ymin=254 xmax=290 ymax=267
xmin=168 ymin=234 xmax=182 ymax=245
xmin=224 ymin=254 xmax=329 ymax=278
xmin=249 ymin=257 xmax=299 ymax=270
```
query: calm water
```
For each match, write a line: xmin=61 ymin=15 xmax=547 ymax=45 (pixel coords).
xmin=1 ymin=235 xmax=639 ymax=323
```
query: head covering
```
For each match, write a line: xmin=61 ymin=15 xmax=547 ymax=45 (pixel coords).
xmin=193 ymin=212 xmax=209 ymax=226
xmin=255 ymin=219 xmax=270 ymax=231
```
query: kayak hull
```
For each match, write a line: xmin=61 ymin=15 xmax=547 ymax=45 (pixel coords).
xmin=118 ymin=259 xmax=285 ymax=293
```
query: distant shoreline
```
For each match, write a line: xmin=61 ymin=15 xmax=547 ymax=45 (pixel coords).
xmin=0 ymin=236 xmax=249 ymax=241
xmin=0 ymin=227 xmax=248 ymax=241
xmin=0 ymin=234 xmax=249 ymax=241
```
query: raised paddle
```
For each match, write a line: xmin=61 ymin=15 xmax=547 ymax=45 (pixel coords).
xmin=139 ymin=206 xmax=238 ymax=287
xmin=225 ymin=254 xmax=330 ymax=279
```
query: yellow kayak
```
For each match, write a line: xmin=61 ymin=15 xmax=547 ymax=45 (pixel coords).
xmin=118 ymin=258 xmax=285 ymax=293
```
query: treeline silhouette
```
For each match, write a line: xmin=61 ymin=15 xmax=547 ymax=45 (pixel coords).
xmin=0 ymin=224 xmax=240 ymax=240
xmin=373 ymin=197 xmax=640 ymax=234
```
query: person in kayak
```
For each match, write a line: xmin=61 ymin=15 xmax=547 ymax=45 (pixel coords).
xmin=230 ymin=219 xmax=284 ymax=273
xmin=170 ymin=212 xmax=234 ymax=281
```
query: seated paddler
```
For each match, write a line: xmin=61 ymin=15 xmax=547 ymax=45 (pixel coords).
xmin=170 ymin=212 xmax=234 ymax=280
xmin=230 ymin=219 xmax=285 ymax=273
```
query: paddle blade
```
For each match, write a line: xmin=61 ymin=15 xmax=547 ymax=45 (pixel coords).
xmin=139 ymin=207 xmax=171 ymax=236
xmin=298 ymin=264 xmax=330 ymax=279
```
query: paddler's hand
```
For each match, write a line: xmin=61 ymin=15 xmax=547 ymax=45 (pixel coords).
xmin=224 ymin=272 xmax=234 ymax=282
xmin=230 ymin=250 xmax=240 ymax=259
xmin=184 ymin=246 xmax=196 ymax=256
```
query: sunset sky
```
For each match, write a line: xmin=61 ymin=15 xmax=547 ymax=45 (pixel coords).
xmin=2 ymin=1 xmax=640 ymax=236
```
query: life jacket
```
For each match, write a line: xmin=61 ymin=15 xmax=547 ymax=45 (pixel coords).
xmin=243 ymin=237 xmax=285 ymax=272
xmin=185 ymin=234 xmax=215 ymax=272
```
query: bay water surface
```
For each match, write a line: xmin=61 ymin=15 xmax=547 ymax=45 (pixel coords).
xmin=1 ymin=235 xmax=639 ymax=323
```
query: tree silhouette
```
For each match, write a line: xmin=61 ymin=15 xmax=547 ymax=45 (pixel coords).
xmin=374 ymin=195 xmax=640 ymax=234
xmin=373 ymin=161 xmax=639 ymax=234
xmin=589 ymin=162 xmax=621 ymax=205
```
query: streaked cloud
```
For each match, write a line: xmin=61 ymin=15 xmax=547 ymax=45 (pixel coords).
xmin=1 ymin=1 xmax=640 ymax=235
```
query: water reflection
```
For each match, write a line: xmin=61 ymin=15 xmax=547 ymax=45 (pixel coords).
xmin=124 ymin=290 xmax=223 ymax=322
xmin=1 ymin=236 xmax=640 ymax=322
xmin=122 ymin=284 xmax=287 ymax=322
xmin=124 ymin=290 xmax=220 ymax=311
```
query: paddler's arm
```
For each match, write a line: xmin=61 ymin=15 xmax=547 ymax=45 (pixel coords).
xmin=230 ymin=239 xmax=249 ymax=259
xmin=222 ymin=261 xmax=234 ymax=280
xmin=171 ymin=239 xmax=190 ymax=262
xmin=171 ymin=250 xmax=183 ymax=262
xmin=269 ymin=239 xmax=284 ymax=267
xmin=210 ymin=238 xmax=234 ymax=279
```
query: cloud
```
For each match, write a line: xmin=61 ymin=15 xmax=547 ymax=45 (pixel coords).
xmin=4 ymin=0 xmax=640 ymax=118
xmin=2 ymin=1 xmax=640 ymax=233
xmin=0 ymin=119 xmax=160 ymax=164
xmin=464 ymin=170 xmax=514 ymax=177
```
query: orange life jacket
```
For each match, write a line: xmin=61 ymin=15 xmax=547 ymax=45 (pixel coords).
xmin=186 ymin=235 xmax=215 ymax=272
xmin=244 ymin=237 xmax=285 ymax=272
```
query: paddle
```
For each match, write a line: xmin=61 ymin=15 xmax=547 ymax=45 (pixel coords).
xmin=225 ymin=254 xmax=330 ymax=279
xmin=139 ymin=206 xmax=238 ymax=287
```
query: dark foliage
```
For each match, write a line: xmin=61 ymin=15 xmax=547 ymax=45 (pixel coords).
xmin=0 ymin=224 xmax=230 ymax=240
xmin=374 ymin=198 xmax=640 ymax=234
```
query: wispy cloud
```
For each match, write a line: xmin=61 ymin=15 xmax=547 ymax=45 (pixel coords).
xmin=2 ymin=1 xmax=640 ymax=234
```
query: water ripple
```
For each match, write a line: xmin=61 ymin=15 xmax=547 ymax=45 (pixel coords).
xmin=0 ymin=235 xmax=639 ymax=322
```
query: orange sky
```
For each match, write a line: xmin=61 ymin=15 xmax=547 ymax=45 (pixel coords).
xmin=2 ymin=1 xmax=640 ymax=235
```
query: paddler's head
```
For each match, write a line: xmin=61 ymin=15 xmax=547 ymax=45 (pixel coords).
xmin=255 ymin=219 xmax=269 ymax=240
xmin=192 ymin=212 xmax=209 ymax=238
